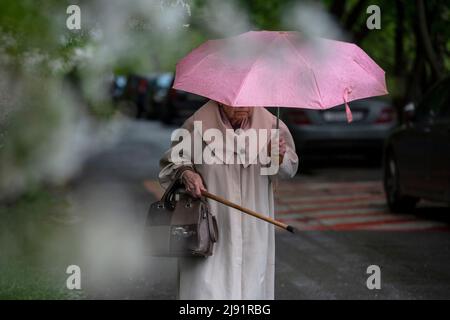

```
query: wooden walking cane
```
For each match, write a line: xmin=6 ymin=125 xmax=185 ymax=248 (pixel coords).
xmin=201 ymin=190 xmax=296 ymax=233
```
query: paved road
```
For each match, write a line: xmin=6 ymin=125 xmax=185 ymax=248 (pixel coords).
xmin=274 ymin=180 xmax=449 ymax=231
xmin=70 ymin=118 xmax=450 ymax=299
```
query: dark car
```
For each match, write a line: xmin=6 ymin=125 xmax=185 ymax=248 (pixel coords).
xmin=149 ymin=72 xmax=175 ymax=117
xmin=159 ymin=73 xmax=208 ymax=125
xmin=383 ymin=77 xmax=450 ymax=212
xmin=111 ymin=73 xmax=159 ymax=119
xmin=111 ymin=75 xmax=127 ymax=101
xmin=283 ymin=97 xmax=397 ymax=163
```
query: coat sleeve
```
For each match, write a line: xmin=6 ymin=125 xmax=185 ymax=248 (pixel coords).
xmin=158 ymin=117 xmax=196 ymax=189
xmin=271 ymin=120 xmax=299 ymax=179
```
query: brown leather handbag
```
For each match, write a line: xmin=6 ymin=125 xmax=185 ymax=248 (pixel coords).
xmin=144 ymin=169 xmax=218 ymax=257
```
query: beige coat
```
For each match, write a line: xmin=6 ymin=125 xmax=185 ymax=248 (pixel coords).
xmin=159 ymin=100 xmax=299 ymax=299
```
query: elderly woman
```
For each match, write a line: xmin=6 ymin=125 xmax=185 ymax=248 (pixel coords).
xmin=158 ymin=100 xmax=298 ymax=300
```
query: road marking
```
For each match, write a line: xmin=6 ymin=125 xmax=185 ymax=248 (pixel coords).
xmin=315 ymin=217 xmax=427 ymax=231
xmin=279 ymin=208 xmax=388 ymax=220
xmin=276 ymin=201 xmax=386 ymax=214
xmin=275 ymin=192 xmax=383 ymax=201
xmin=275 ymin=180 xmax=449 ymax=232
xmin=274 ymin=181 xmax=382 ymax=192
xmin=277 ymin=195 xmax=385 ymax=205
xmin=358 ymin=221 xmax=449 ymax=231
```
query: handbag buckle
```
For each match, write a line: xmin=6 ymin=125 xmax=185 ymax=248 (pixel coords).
xmin=172 ymin=226 xmax=195 ymax=238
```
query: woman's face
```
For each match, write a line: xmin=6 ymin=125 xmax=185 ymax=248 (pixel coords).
xmin=219 ymin=103 xmax=253 ymax=127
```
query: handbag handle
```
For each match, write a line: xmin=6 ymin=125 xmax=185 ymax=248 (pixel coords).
xmin=160 ymin=166 xmax=195 ymax=207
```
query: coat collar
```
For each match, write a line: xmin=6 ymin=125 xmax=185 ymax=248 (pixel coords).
xmin=192 ymin=100 xmax=276 ymax=167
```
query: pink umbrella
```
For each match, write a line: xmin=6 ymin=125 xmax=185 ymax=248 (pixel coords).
xmin=173 ymin=30 xmax=388 ymax=123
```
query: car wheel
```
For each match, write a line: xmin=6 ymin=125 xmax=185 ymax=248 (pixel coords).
xmin=383 ymin=151 xmax=419 ymax=213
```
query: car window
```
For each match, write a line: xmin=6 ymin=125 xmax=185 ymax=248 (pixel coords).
xmin=415 ymin=78 xmax=450 ymax=122
xmin=157 ymin=74 xmax=174 ymax=88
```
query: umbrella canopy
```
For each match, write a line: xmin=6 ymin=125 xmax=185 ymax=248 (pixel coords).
xmin=173 ymin=30 xmax=388 ymax=123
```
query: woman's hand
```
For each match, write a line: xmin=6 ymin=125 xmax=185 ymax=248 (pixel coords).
xmin=181 ymin=170 xmax=207 ymax=198
xmin=268 ymin=136 xmax=287 ymax=164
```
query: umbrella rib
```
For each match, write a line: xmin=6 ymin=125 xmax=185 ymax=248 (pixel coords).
xmin=175 ymin=40 xmax=225 ymax=86
xmin=232 ymin=36 xmax=279 ymax=106
xmin=176 ymin=50 xmax=217 ymax=84
xmin=352 ymin=56 xmax=387 ymax=94
xmin=282 ymin=34 xmax=325 ymax=109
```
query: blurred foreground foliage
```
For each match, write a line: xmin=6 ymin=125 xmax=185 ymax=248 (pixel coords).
xmin=0 ymin=187 xmax=84 ymax=299
xmin=0 ymin=0 xmax=197 ymax=200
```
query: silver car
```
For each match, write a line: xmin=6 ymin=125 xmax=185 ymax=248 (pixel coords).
xmin=282 ymin=97 xmax=397 ymax=162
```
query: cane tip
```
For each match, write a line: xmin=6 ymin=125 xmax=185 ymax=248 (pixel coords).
xmin=286 ymin=225 xmax=295 ymax=233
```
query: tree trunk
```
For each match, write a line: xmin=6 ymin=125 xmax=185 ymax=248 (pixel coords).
xmin=344 ymin=0 xmax=367 ymax=31
xmin=330 ymin=0 xmax=347 ymax=21
xmin=394 ymin=0 xmax=405 ymax=77
xmin=392 ymin=0 xmax=406 ymax=118
xmin=416 ymin=0 xmax=444 ymax=80
xmin=406 ymin=20 xmax=427 ymax=105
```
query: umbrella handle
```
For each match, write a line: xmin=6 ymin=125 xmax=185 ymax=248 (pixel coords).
xmin=201 ymin=190 xmax=295 ymax=233
xmin=274 ymin=106 xmax=282 ymax=164
xmin=276 ymin=106 xmax=280 ymax=129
